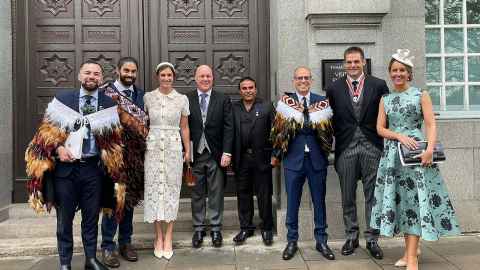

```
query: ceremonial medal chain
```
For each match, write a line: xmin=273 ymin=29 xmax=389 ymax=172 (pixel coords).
xmin=346 ymin=77 xmax=365 ymax=103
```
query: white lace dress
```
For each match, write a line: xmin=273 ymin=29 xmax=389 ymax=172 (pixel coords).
xmin=143 ymin=89 xmax=189 ymax=223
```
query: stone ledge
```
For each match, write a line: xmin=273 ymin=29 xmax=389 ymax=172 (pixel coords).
xmin=306 ymin=0 xmax=391 ymax=16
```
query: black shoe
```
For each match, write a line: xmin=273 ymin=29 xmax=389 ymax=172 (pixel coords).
xmin=261 ymin=230 xmax=273 ymax=246
xmin=101 ymin=249 xmax=120 ymax=268
xmin=341 ymin=238 xmax=359 ymax=256
xmin=233 ymin=230 xmax=254 ymax=244
xmin=366 ymin=241 xmax=384 ymax=259
xmin=211 ymin=231 xmax=223 ymax=248
xmin=59 ymin=265 xmax=71 ymax=270
xmin=192 ymin=231 xmax=206 ymax=248
xmin=282 ymin=241 xmax=298 ymax=260
xmin=119 ymin=244 xmax=138 ymax=262
xmin=316 ymin=242 xmax=335 ymax=260
xmin=85 ymin=257 xmax=109 ymax=270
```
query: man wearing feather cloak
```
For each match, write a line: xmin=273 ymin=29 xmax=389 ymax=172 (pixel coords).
xmin=25 ymin=60 xmax=127 ymax=270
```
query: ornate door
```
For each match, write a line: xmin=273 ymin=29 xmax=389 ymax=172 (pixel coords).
xmin=13 ymin=0 xmax=269 ymax=201
xmin=13 ymin=0 xmax=144 ymax=202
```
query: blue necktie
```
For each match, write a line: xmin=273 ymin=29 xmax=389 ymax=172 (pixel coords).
xmin=303 ymin=97 xmax=310 ymax=125
xmin=124 ymin=89 xmax=133 ymax=98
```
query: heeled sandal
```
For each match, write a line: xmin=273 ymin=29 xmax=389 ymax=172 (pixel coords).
xmin=394 ymin=248 xmax=421 ymax=267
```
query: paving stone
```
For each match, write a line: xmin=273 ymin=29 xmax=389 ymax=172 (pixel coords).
xmin=235 ymin=243 xmax=306 ymax=269
xmin=300 ymin=241 xmax=370 ymax=262
xmin=422 ymin=236 xmax=480 ymax=257
xmin=444 ymin=254 xmax=480 ymax=270
xmin=376 ymin=243 xmax=446 ymax=265
xmin=165 ymin=246 xmax=235 ymax=268
xmin=0 ymin=257 xmax=40 ymax=270
xmin=383 ymin=261 xmax=458 ymax=270
xmin=306 ymin=259 xmax=382 ymax=270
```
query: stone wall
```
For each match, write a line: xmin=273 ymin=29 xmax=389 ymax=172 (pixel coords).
xmin=0 ymin=0 xmax=12 ymax=222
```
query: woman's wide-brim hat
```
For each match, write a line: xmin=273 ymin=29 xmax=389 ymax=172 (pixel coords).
xmin=392 ymin=49 xmax=414 ymax=68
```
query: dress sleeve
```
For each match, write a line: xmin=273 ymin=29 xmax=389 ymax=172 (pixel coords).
xmin=143 ymin=92 xmax=149 ymax=112
xmin=181 ymin=94 xmax=190 ymax=116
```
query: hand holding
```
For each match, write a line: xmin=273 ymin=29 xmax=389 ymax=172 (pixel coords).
xmin=397 ymin=134 xmax=418 ymax=150
xmin=418 ymin=149 xmax=434 ymax=167
xmin=271 ymin=157 xmax=280 ymax=167
xmin=220 ymin=154 xmax=231 ymax=167
xmin=57 ymin=146 xmax=75 ymax=162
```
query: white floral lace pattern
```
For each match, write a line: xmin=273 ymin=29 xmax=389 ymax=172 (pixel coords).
xmin=143 ymin=89 xmax=189 ymax=223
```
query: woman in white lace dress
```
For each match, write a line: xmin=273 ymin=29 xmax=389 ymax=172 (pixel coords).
xmin=144 ymin=62 xmax=190 ymax=260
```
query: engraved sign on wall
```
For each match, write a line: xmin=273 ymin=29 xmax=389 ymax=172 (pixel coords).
xmin=322 ymin=59 xmax=372 ymax=89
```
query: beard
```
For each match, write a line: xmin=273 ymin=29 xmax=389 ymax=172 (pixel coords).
xmin=120 ymin=75 xmax=136 ymax=87
xmin=82 ymin=80 xmax=99 ymax=92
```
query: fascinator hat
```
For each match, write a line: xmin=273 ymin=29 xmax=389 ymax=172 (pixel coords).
xmin=391 ymin=49 xmax=415 ymax=68
xmin=155 ymin=61 xmax=176 ymax=75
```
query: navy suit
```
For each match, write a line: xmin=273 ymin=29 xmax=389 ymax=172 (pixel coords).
xmin=101 ymin=82 xmax=145 ymax=252
xmin=281 ymin=92 xmax=329 ymax=244
xmin=53 ymin=89 xmax=116 ymax=265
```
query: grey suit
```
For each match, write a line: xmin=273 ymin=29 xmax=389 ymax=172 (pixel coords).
xmin=186 ymin=89 xmax=233 ymax=232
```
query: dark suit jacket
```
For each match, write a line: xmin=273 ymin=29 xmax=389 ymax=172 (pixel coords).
xmin=281 ymin=92 xmax=329 ymax=172
xmin=43 ymin=89 xmax=117 ymax=205
xmin=232 ymin=98 xmax=275 ymax=173
xmin=325 ymin=75 xmax=389 ymax=161
xmin=187 ymin=89 xmax=234 ymax=164
xmin=107 ymin=81 xmax=145 ymax=108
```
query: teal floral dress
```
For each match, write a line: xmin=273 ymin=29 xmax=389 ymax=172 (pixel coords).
xmin=370 ymin=87 xmax=461 ymax=241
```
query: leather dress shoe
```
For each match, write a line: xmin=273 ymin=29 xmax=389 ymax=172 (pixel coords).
xmin=261 ymin=230 xmax=273 ymax=246
xmin=85 ymin=257 xmax=109 ymax=270
xmin=192 ymin=231 xmax=206 ymax=248
xmin=119 ymin=243 xmax=138 ymax=262
xmin=282 ymin=241 xmax=298 ymax=260
xmin=233 ymin=230 xmax=254 ymax=244
xmin=59 ymin=265 xmax=71 ymax=270
xmin=366 ymin=241 xmax=384 ymax=259
xmin=341 ymin=238 xmax=359 ymax=256
xmin=101 ymin=249 xmax=120 ymax=268
xmin=211 ymin=231 xmax=223 ymax=247
xmin=316 ymin=242 xmax=335 ymax=260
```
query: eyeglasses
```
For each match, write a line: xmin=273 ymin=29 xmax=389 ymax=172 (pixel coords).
xmin=294 ymin=76 xmax=312 ymax=81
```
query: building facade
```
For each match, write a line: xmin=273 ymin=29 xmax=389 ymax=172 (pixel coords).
xmin=0 ymin=0 xmax=479 ymax=239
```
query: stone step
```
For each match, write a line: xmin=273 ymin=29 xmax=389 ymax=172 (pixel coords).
xmin=8 ymin=197 xmax=242 ymax=219
xmin=0 ymin=209 xmax=258 ymax=239
xmin=0 ymin=230 xmax=276 ymax=257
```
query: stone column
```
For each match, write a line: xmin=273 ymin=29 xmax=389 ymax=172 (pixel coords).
xmin=0 ymin=0 xmax=12 ymax=222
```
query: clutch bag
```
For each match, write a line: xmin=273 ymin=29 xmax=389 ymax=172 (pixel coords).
xmin=398 ymin=141 xmax=446 ymax=166
xmin=183 ymin=162 xmax=197 ymax=187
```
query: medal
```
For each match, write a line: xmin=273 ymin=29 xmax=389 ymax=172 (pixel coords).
xmin=352 ymin=95 xmax=359 ymax=103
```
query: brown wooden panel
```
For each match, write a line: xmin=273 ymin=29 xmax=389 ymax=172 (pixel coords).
xmin=13 ymin=0 xmax=145 ymax=202
xmin=169 ymin=26 xmax=206 ymax=44
xmin=212 ymin=0 xmax=249 ymax=18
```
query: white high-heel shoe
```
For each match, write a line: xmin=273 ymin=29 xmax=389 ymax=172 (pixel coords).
xmin=394 ymin=248 xmax=421 ymax=267
xmin=163 ymin=250 xmax=174 ymax=260
xmin=154 ymin=249 xmax=164 ymax=259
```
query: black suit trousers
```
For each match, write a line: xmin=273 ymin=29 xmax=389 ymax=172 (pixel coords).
xmin=235 ymin=153 xmax=273 ymax=231
xmin=55 ymin=158 xmax=103 ymax=265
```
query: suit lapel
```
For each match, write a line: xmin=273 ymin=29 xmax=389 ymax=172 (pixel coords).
xmin=250 ymin=100 xmax=262 ymax=130
xmin=339 ymin=79 xmax=355 ymax=117
xmin=359 ymin=76 xmax=374 ymax=121
xmin=205 ymin=90 xmax=217 ymax=124
xmin=190 ymin=91 xmax=203 ymax=125
xmin=72 ymin=89 xmax=80 ymax=113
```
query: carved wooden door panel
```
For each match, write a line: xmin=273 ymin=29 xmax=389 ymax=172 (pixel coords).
xmin=13 ymin=0 xmax=144 ymax=202
xmin=145 ymin=0 xmax=269 ymax=100
xmin=144 ymin=0 xmax=270 ymax=196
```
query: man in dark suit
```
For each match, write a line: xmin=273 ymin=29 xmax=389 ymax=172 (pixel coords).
xmin=53 ymin=60 xmax=116 ymax=270
xmin=271 ymin=67 xmax=335 ymax=261
xmin=231 ymin=77 xmax=275 ymax=246
xmin=187 ymin=65 xmax=234 ymax=248
xmin=325 ymin=47 xmax=388 ymax=259
xmin=101 ymin=57 xmax=145 ymax=268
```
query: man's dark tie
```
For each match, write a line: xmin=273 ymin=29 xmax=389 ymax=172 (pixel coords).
xmin=200 ymin=93 xmax=208 ymax=113
xmin=302 ymin=97 xmax=310 ymax=125
xmin=124 ymin=89 xmax=133 ymax=98
xmin=352 ymin=80 xmax=359 ymax=91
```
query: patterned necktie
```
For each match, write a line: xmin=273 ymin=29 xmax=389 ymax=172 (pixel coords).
xmin=81 ymin=95 xmax=95 ymax=155
xmin=124 ymin=89 xmax=133 ymax=98
xmin=352 ymin=80 xmax=359 ymax=91
xmin=302 ymin=97 xmax=310 ymax=124
xmin=200 ymin=93 xmax=208 ymax=113
xmin=81 ymin=95 xmax=95 ymax=115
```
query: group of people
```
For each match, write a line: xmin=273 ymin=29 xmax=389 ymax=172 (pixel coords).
xmin=24 ymin=46 xmax=460 ymax=270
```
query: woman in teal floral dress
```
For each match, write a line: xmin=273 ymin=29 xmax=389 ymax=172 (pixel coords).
xmin=370 ymin=49 xmax=460 ymax=270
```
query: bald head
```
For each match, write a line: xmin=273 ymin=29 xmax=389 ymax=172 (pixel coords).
xmin=195 ymin=65 xmax=214 ymax=92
